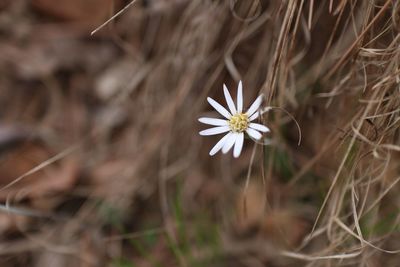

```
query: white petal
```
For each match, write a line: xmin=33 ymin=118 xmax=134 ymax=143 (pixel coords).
xmin=222 ymin=132 xmax=237 ymax=153
xmin=249 ymin=111 xmax=260 ymax=121
xmin=199 ymin=126 xmax=230 ymax=136
xmin=246 ymin=94 xmax=263 ymax=116
xmin=198 ymin=117 xmax=228 ymax=126
xmin=209 ymin=132 xmax=231 ymax=156
xmin=223 ymin=84 xmax=237 ymax=114
xmin=207 ymin=97 xmax=231 ymax=119
xmin=237 ymin=81 xmax=243 ymax=113
xmin=246 ymin=128 xmax=262 ymax=140
xmin=249 ymin=123 xmax=270 ymax=132
xmin=233 ymin=132 xmax=244 ymax=158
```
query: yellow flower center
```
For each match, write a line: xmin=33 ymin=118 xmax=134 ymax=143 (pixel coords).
xmin=229 ymin=113 xmax=249 ymax=133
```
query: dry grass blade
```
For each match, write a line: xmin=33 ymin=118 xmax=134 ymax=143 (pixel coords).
xmin=0 ymin=145 xmax=79 ymax=193
xmin=90 ymin=0 xmax=138 ymax=35
xmin=280 ymin=250 xmax=362 ymax=261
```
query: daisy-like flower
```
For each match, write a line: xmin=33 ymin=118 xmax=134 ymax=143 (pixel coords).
xmin=198 ymin=81 xmax=270 ymax=158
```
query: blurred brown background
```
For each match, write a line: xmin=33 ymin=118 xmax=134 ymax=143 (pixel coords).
xmin=1 ymin=0 xmax=400 ymax=266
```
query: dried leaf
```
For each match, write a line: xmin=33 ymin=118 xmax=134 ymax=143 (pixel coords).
xmin=32 ymin=0 xmax=122 ymax=30
xmin=0 ymin=138 xmax=79 ymax=206
xmin=236 ymin=181 xmax=265 ymax=233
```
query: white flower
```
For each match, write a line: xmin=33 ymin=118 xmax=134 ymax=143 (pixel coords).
xmin=199 ymin=81 xmax=270 ymax=158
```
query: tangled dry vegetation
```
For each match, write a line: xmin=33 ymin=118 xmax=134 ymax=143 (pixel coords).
xmin=0 ymin=0 xmax=400 ymax=266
